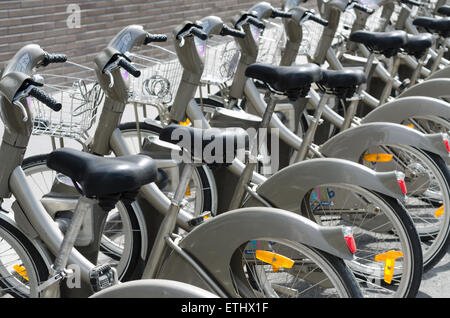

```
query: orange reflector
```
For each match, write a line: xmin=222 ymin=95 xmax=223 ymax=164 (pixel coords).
xmin=404 ymin=124 xmax=414 ymax=128
xmin=255 ymin=250 xmax=294 ymax=272
xmin=185 ymin=185 xmax=191 ymax=196
xmin=374 ymin=250 xmax=403 ymax=284
xmin=363 ymin=153 xmax=393 ymax=162
xmin=13 ymin=265 xmax=29 ymax=281
xmin=180 ymin=118 xmax=191 ymax=126
xmin=435 ymin=205 xmax=444 ymax=218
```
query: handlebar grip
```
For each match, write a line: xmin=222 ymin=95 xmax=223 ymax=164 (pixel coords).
xmin=308 ymin=14 xmax=329 ymax=26
xmin=29 ymin=87 xmax=62 ymax=112
xmin=247 ymin=16 xmax=266 ymax=29
xmin=401 ymin=0 xmax=424 ymax=6
xmin=221 ymin=25 xmax=246 ymax=38
xmin=42 ymin=53 xmax=67 ymax=66
xmin=353 ymin=3 xmax=375 ymax=14
xmin=118 ymin=58 xmax=141 ymax=78
xmin=145 ymin=33 xmax=168 ymax=44
xmin=191 ymin=27 xmax=208 ymax=41
xmin=271 ymin=8 xmax=293 ymax=19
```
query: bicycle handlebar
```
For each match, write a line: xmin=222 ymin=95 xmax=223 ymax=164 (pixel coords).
xmin=352 ymin=2 xmax=375 ymax=14
xmin=28 ymin=86 xmax=62 ymax=112
xmin=220 ymin=25 xmax=246 ymax=38
xmin=191 ymin=27 xmax=208 ymax=40
xmin=117 ymin=58 xmax=141 ymax=77
xmin=271 ymin=8 xmax=293 ymax=19
xmin=400 ymin=0 xmax=424 ymax=7
xmin=144 ymin=33 xmax=168 ymax=44
xmin=247 ymin=16 xmax=266 ymax=29
xmin=308 ymin=14 xmax=329 ymax=26
xmin=41 ymin=53 xmax=67 ymax=66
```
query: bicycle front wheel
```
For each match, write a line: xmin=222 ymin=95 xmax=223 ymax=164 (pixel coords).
xmin=20 ymin=154 xmax=145 ymax=282
xmin=0 ymin=215 xmax=48 ymax=298
xmin=302 ymin=184 xmax=423 ymax=298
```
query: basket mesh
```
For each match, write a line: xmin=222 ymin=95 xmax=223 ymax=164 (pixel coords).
xmin=30 ymin=62 xmax=103 ymax=140
xmin=128 ymin=39 xmax=240 ymax=106
xmin=202 ymin=36 xmax=241 ymax=85
xmin=257 ymin=21 xmax=285 ymax=64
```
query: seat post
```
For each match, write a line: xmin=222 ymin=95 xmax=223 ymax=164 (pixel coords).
xmin=42 ymin=196 xmax=96 ymax=298
xmin=430 ymin=37 xmax=447 ymax=73
xmin=293 ymin=93 xmax=331 ymax=163
xmin=142 ymin=159 xmax=195 ymax=279
xmin=409 ymin=53 xmax=428 ymax=87
xmin=340 ymin=53 xmax=374 ymax=131
xmin=378 ymin=54 xmax=402 ymax=105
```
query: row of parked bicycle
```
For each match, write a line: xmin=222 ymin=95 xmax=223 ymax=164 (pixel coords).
xmin=0 ymin=0 xmax=449 ymax=298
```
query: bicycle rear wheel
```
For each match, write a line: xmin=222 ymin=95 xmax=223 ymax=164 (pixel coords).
xmin=302 ymin=184 xmax=423 ymax=298
xmin=359 ymin=145 xmax=450 ymax=272
xmin=231 ymin=238 xmax=362 ymax=298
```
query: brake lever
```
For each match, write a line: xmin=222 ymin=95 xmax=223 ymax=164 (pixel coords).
xmin=299 ymin=12 xmax=313 ymax=25
xmin=103 ymin=58 xmax=121 ymax=88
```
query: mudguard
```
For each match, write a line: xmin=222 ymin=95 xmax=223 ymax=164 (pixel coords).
xmin=426 ymin=66 xmax=450 ymax=80
xmin=361 ymin=96 xmax=450 ymax=125
xmin=320 ymin=122 xmax=450 ymax=162
xmin=396 ymin=79 xmax=450 ymax=100
xmin=90 ymin=279 xmax=218 ymax=298
xmin=157 ymin=207 xmax=355 ymax=296
xmin=247 ymin=158 xmax=405 ymax=213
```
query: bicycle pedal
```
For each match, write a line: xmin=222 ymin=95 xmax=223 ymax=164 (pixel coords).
xmin=89 ymin=264 xmax=118 ymax=292
xmin=187 ymin=211 xmax=212 ymax=227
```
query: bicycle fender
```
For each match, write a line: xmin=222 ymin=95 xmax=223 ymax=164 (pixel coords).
xmin=90 ymin=279 xmax=218 ymax=298
xmin=157 ymin=207 xmax=355 ymax=296
xmin=362 ymin=96 xmax=450 ymax=125
xmin=396 ymin=79 xmax=450 ymax=99
xmin=254 ymin=157 xmax=405 ymax=209
xmin=426 ymin=65 xmax=450 ymax=80
xmin=320 ymin=122 xmax=450 ymax=163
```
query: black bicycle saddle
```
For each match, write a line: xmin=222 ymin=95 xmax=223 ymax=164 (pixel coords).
xmin=159 ymin=125 xmax=249 ymax=166
xmin=47 ymin=148 xmax=157 ymax=198
xmin=349 ymin=30 xmax=408 ymax=57
xmin=245 ymin=63 xmax=322 ymax=99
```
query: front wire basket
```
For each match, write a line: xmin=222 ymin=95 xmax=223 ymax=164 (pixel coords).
xmin=30 ymin=61 xmax=104 ymax=143
xmin=127 ymin=44 xmax=183 ymax=106
xmin=202 ymin=35 xmax=241 ymax=86
xmin=257 ymin=20 xmax=285 ymax=65
xmin=128 ymin=38 xmax=240 ymax=107
xmin=298 ymin=19 xmax=325 ymax=62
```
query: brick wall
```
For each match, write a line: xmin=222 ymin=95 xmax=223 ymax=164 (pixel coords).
xmin=0 ymin=0 xmax=287 ymax=75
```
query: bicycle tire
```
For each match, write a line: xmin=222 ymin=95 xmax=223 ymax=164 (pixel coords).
xmin=0 ymin=215 xmax=49 ymax=298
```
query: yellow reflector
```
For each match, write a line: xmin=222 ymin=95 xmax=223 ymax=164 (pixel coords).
xmin=180 ymin=118 xmax=191 ymax=126
xmin=203 ymin=213 xmax=211 ymax=220
xmin=374 ymin=250 xmax=403 ymax=284
xmin=255 ymin=250 xmax=294 ymax=272
xmin=363 ymin=153 xmax=393 ymax=162
xmin=13 ymin=265 xmax=29 ymax=281
xmin=435 ymin=205 xmax=444 ymax=218
xmin=185 ymin=185 xmax=191 ymax=196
